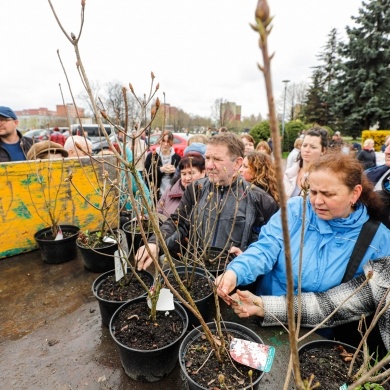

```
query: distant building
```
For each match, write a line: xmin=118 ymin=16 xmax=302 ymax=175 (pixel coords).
xmin=15 ymin=104 xmax=87 ymax=131
xmin=220 ymin=101 xmax=241 ymax=124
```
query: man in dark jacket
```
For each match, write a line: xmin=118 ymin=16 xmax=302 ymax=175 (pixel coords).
xmin=365 ymin=137 xmax=390 ymax=190
xmin=0 ymin=106 xmax=33 ymax=162
xmin=136 ymin=133 xmax=279 ymax=270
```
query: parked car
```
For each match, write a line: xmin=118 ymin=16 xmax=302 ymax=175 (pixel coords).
xmin=148 ymin=132 xmax=190 ymax=157
xmin=70 ymin=124 xmax=113 ymax=139
xmin=38 ymin=129 xmax=53 ymax=141
xmin=91 ymin=133 xmax=122 ymax=155
xmin=71 ymin=124 xmax=116 ymax=154
xmin=23 ymin=129 xmax=46 ymax=143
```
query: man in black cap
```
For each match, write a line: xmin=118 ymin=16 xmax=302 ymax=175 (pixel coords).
xmin=0 ymin=106 xmax=33 ymax=162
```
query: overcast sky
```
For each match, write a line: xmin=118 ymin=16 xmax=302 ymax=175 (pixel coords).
xmin=2 ymin=0 xmax=361 ymax=119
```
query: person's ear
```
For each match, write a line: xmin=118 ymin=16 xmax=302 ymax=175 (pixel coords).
xmin=235 ymin=157 xmax=243 ymax=170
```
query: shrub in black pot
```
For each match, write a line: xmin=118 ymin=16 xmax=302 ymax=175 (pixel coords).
xmin=77 ymin=229 xmax=120 ymax=273
xmin=92 ymin=268 xmax=154 ymax=326
xmin=34 ymin=224 xmax=79 ymax=264
xmin=179 ymin=321 xmax=265 ymax=389
xmin=109 ymin=296 xmax=188 ymax=382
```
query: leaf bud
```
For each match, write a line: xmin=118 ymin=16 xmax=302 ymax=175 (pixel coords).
xmin=255 ymin=0 xmax=270 ymax=22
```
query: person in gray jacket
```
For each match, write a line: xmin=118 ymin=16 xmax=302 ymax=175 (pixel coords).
xmin=136 ymin=133 xmax=279 ymax=270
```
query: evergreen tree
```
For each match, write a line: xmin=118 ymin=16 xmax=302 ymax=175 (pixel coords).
xmin=303 ymin=68 xmax=329 ymax=125
xmin=303 ymin=29 xmax=339 ymax=126
xmin=330 ymin=0 xmax=390 ymax=135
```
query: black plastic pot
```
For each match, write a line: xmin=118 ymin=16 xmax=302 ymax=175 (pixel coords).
xmin=202 ymin=247 xmax=235 ymax=277
xmin=163 ymin=266 xmax=215 ymax=329
xmin=77 ymin=230 xmax=119 ymax=273
xmin=110 ymin=297 xmax=188 ymax=382
xmin=122 ymin=220 xmax=152 ymax=255
xmin=34 ymin=225 xmax=79 ymax=264
xmin=92 ymin=269 xmax=154 ymax=327
xmin=179 ymin=321 xmax=265 ymax=389
xmin=298 ymin=339 xmax=357 ymax=356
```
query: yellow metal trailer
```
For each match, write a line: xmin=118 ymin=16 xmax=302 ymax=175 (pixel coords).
xmin=0 ymin=156 xmax=119 ymax=259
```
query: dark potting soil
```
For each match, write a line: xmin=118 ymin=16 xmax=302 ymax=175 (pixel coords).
xmin=166 ymin=272 xmax=213 ymax=301
xmin=299 ymin=344 xmax=390 ymax=389
xmin=39 ymin=231 xmax=76 ymax=240
xmin=183 ymin=331 xmax=261 ymax=389
xmin=111 ymin=301 xmax=184 ymax=350
xmin=97 ymin=273 xmax=151 ymax=302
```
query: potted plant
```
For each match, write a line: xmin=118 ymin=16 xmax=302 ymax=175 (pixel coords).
xmin=298 ymin=339 xmax=390 ymax=389
xmin=64 ymin=151 xmax=120 ymax=272
xmin=92 ymin=266 xmax=154 ymax=326
xmin=27 ymin=157 xmax=80 ymax=264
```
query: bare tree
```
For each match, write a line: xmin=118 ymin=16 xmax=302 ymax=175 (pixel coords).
xmin=276 ymin=81 xmax=308 ymax=121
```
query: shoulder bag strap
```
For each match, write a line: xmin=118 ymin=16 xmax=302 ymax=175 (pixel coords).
xmin=341 ymin=218 xmax=381 ymax=283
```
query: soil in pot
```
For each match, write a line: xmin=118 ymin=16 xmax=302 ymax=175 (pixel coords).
xmin=200 ymin=247 xmax=234 ymax=277
xmin=34 ymin=225 xmax=79 ymax=264
xmin=110 ymin=297 xmax=188 ymax=382
xmin=180 ymin=321 xmax=264 ymax=390
xmin=299 ymin=341 xmax=390 ymax=389
xmin=93 ymin=269 xmax=154 ymax=326
xmin=164 ymin=266 xmax=215 ymax=328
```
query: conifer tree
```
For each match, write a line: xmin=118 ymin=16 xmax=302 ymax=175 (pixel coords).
xmin=330 ymin=0 xmax=390 ymax=135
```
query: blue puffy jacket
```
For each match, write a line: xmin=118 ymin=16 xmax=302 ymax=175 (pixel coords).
xmin=227 ymin=196 xmax=390 ymax=296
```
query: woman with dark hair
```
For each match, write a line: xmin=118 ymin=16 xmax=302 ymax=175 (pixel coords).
xmin=157 ymin=153 xmax=205 ymax=218
xmin=283 ymin=127 xmax=328 ymax=199
xmin=145 ymin=130 xmax=181 ymax=199
xmin=239 ymin=151 xmax=279 ymax=204
xmin=217 ymin=152 xmax=390 ymax=299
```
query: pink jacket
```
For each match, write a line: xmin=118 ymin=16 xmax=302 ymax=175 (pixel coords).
xmin=157 ymin=180 xmax=184 ymax=218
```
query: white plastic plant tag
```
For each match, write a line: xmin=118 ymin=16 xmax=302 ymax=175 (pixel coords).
xmin=54 ymin=226 xmax=63 ymax=241
xmin=103 ymin=236 xmax=117 ymax=244
xmin=147 ymin=288 xmax=175 ymax=311
xmin=114 ymin=250 xmax=127 ymax=282
xmin=339 ymin=384 xmax=348 ymax=390
xmin=229 ymin=338 xmax=275 ymax=373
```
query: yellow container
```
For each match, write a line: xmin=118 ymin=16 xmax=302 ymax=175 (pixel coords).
xmin=0 ymin=156 xmax=119 ymax=259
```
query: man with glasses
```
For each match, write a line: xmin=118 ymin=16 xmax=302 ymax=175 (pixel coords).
xmin=0 ymin=106 xmax=33 ymax=162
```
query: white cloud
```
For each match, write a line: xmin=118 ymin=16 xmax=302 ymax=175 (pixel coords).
xmin=2 ymin=0 xmax=360 ymax=119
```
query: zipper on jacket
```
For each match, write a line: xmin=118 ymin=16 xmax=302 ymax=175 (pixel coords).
xmin=211 ymin=186 xmax=224 ymax=247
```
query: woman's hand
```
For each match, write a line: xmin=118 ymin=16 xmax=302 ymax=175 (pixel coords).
xmin=215 ymin=270 xmax=237 ymax=304
xmin=230 ymin=289 xmax=265 ymax=318
xmin=160 ymin=164 xmax=175 ymax=174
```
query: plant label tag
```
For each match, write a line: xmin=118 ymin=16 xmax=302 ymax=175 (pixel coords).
xmin=147 ymin=288 xmax=175 ymax=311
xmin=54 ymin=226 xmax=63 ymax=241
xmin=114 ymin=250 xmax=127 ymax=282
xmin=339 ymin=384 xmax=348 ymax=390
xmin=229 ymin=338 xmax=275 ymax=373
xmin=103 ymin=236 xmax=117 ymax=244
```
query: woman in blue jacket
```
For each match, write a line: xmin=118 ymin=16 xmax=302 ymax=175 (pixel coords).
xmin=216 ymin=153 xmax=390 ymax=298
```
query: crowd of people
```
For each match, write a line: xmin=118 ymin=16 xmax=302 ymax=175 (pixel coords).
xmin=2 ymin=104 xmax=390 ymax=354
